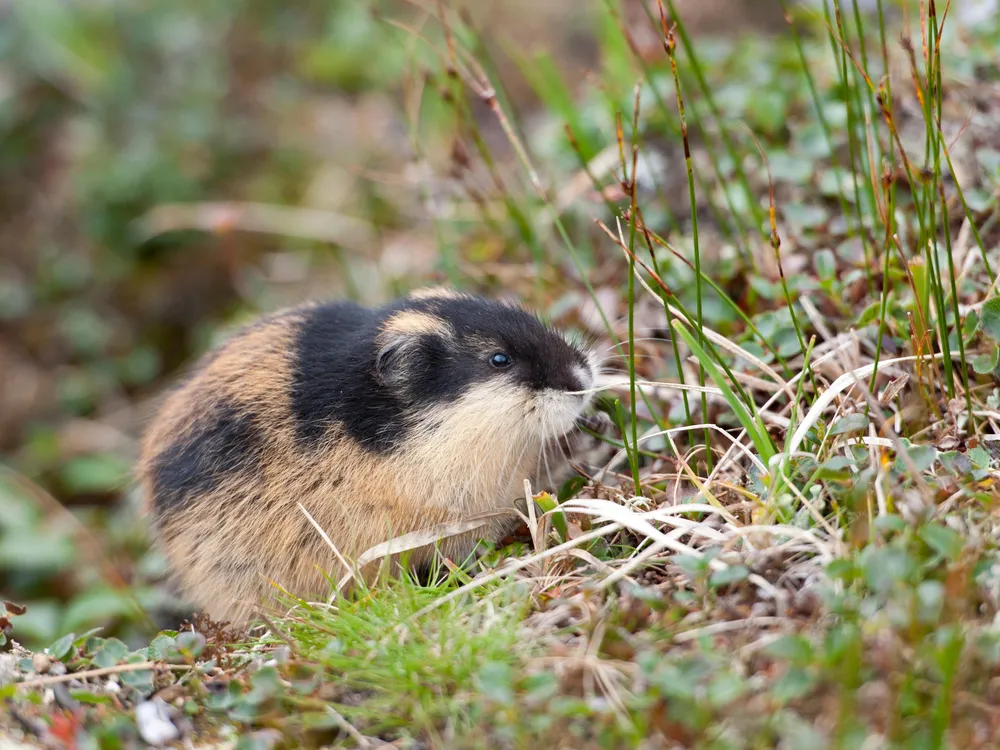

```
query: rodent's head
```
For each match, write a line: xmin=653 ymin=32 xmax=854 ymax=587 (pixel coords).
xmin=374 ymin=289 xmax=600 ymax=444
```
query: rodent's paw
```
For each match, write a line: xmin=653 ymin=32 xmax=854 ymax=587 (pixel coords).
xmin=577 ymin=410 xmax=614 ymax=435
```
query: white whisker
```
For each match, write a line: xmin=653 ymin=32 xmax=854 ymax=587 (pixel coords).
xmin=567 ymin=378 xmax=725 ymax=397
xmin=603 ymin=336 xmax=673 ymax=353
xmin=540 ymin=411 xmax=556 ymax=492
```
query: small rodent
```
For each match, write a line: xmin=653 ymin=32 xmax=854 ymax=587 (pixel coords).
xmin=138 ymin=287 xmax=603 ymax=624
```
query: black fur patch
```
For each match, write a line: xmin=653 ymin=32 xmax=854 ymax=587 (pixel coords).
xmin=289 ymin=294 xmax=592 ymax=452
xmin=151 ymin=400 xmax=264 ymax=513
xmin=290 ymin=302 xmax=410 ymax=452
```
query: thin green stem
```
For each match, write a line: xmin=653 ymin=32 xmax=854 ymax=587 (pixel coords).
xmin=662 ymin=13 xmax=711 ymax=471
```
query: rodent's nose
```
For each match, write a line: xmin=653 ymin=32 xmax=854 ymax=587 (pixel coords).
xmin=558 ymin=364 xmax=591 ymax=395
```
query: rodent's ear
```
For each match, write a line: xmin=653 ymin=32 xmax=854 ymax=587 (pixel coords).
xmin=375 ymin=311 xmax=452 ymax=388
xmin=373 ymin=332 xmax=419 ymax=387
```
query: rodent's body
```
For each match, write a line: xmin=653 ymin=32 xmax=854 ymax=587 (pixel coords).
xmin=138 ymin=288 xmax=600 ymax=625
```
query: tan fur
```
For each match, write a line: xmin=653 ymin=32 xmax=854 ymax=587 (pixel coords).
xmin=381 ymin=310 xmax=454 ymax=339
xmin=407 ymin=287 xmax=467 ymax=301
xmin=139 ymin=296 xmax=597 ymax=626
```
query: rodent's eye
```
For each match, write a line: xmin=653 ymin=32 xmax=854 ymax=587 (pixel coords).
xmin=489 ymin=352 xmax=513 ymax=368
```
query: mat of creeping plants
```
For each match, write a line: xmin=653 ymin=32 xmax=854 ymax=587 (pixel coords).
xmin=4 ymin=0 xmax=1000 ymax=748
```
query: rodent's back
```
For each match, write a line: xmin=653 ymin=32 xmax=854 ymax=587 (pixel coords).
xmin=139 ymin=291 xmax=598 ymax=624
xmin=139 ymin=306 xmax=305 ymax=516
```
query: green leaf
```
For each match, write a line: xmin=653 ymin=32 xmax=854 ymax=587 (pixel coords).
xmin=557 ymin=475 xmax=588 ymax=504
xmin=969 ymin=446 xmax=992 ymax=470
xmin=82 ymin=635 xmax=105 ymax=654
xmin=965 ymin=188 xmax=995 ymax=212
xmin=769 ymin=152 xmax=813 ymax=184
xmin=772 ymin=666 xmax=816 ymax=704
xmin=533 ymin=492 xmax=568 ymax=541
xmin=91 ymin=637 xmax=128 ymax=669
xmin=782 ymin=203 xmax=829 ymax=231
xmin=765 ymin=635 xmax=814 ymax=664
xmin=939 ymin=450 xmax=972 ymax=475
xmin=830 ymin=413 xmax=870 ymax=435
xmin=874 ymin=515 xmax=906 ymax=535
xmin=747 ymin=87 xmax=790 ymax=135
xmin=204 ymin=680 xmax=241 ymax=713
xmin=856 ymin=299 xmax=882 ymax=327
xmin=847 ymin=444 xmax=869 ymax=464
xmin=74 ymin=627 xmax=104 ymax=646
xmin=963 ymin=310 xmax=980 ymax=343
xmin=245 ymin=666 xmax=282 ymax=704
xmin=644 ymin=662 xmax=697 ymax=700
xmin=708 ymin=564 xmax=749 ymax=589
xmin=48 ymin=632 xmax=76 ymax=660
xmin=860 ymin=546 xmax=916 ymax=593
xmin=120 ymin=653 xmax=155 ymax=693
xmin=674 ymin=554 xmax=709 ymax=580
xmin=746 ymin=465 xmax=767 ymax=494
xmin=175 ymin=631 xmax=206 ymax=659
xmin=707 ymin=672 xmax=748 ymax=707
xmin=919 ymin=524 xmax=965 ymax=562
xmin=973 ymin=344 xmax=999 ymax=374
xmin=147 ymin=634 xmax=178 ymax=661
xmin=69 ymin=690 xmax=111 ymax=705
xmin=476 ymin=661 xmax=515 ymax=705
xmin=980 ymin=298 xmax=1000 ymax=343
xmin=905 ymin=444 xmax=938 ymax=473
xmin=916 ymin=580 xmax=945 ymax=624
xmin=813 ymin=249 xmax=836 ymax=281
xmin=815 ymin=456 xmax=853 ymax=480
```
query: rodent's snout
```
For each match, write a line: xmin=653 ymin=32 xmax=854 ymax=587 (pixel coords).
xmin=548 ymin=362 xmax=593 ymax=396
xmin=571 ymin=347 xmax=604 ymax=400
